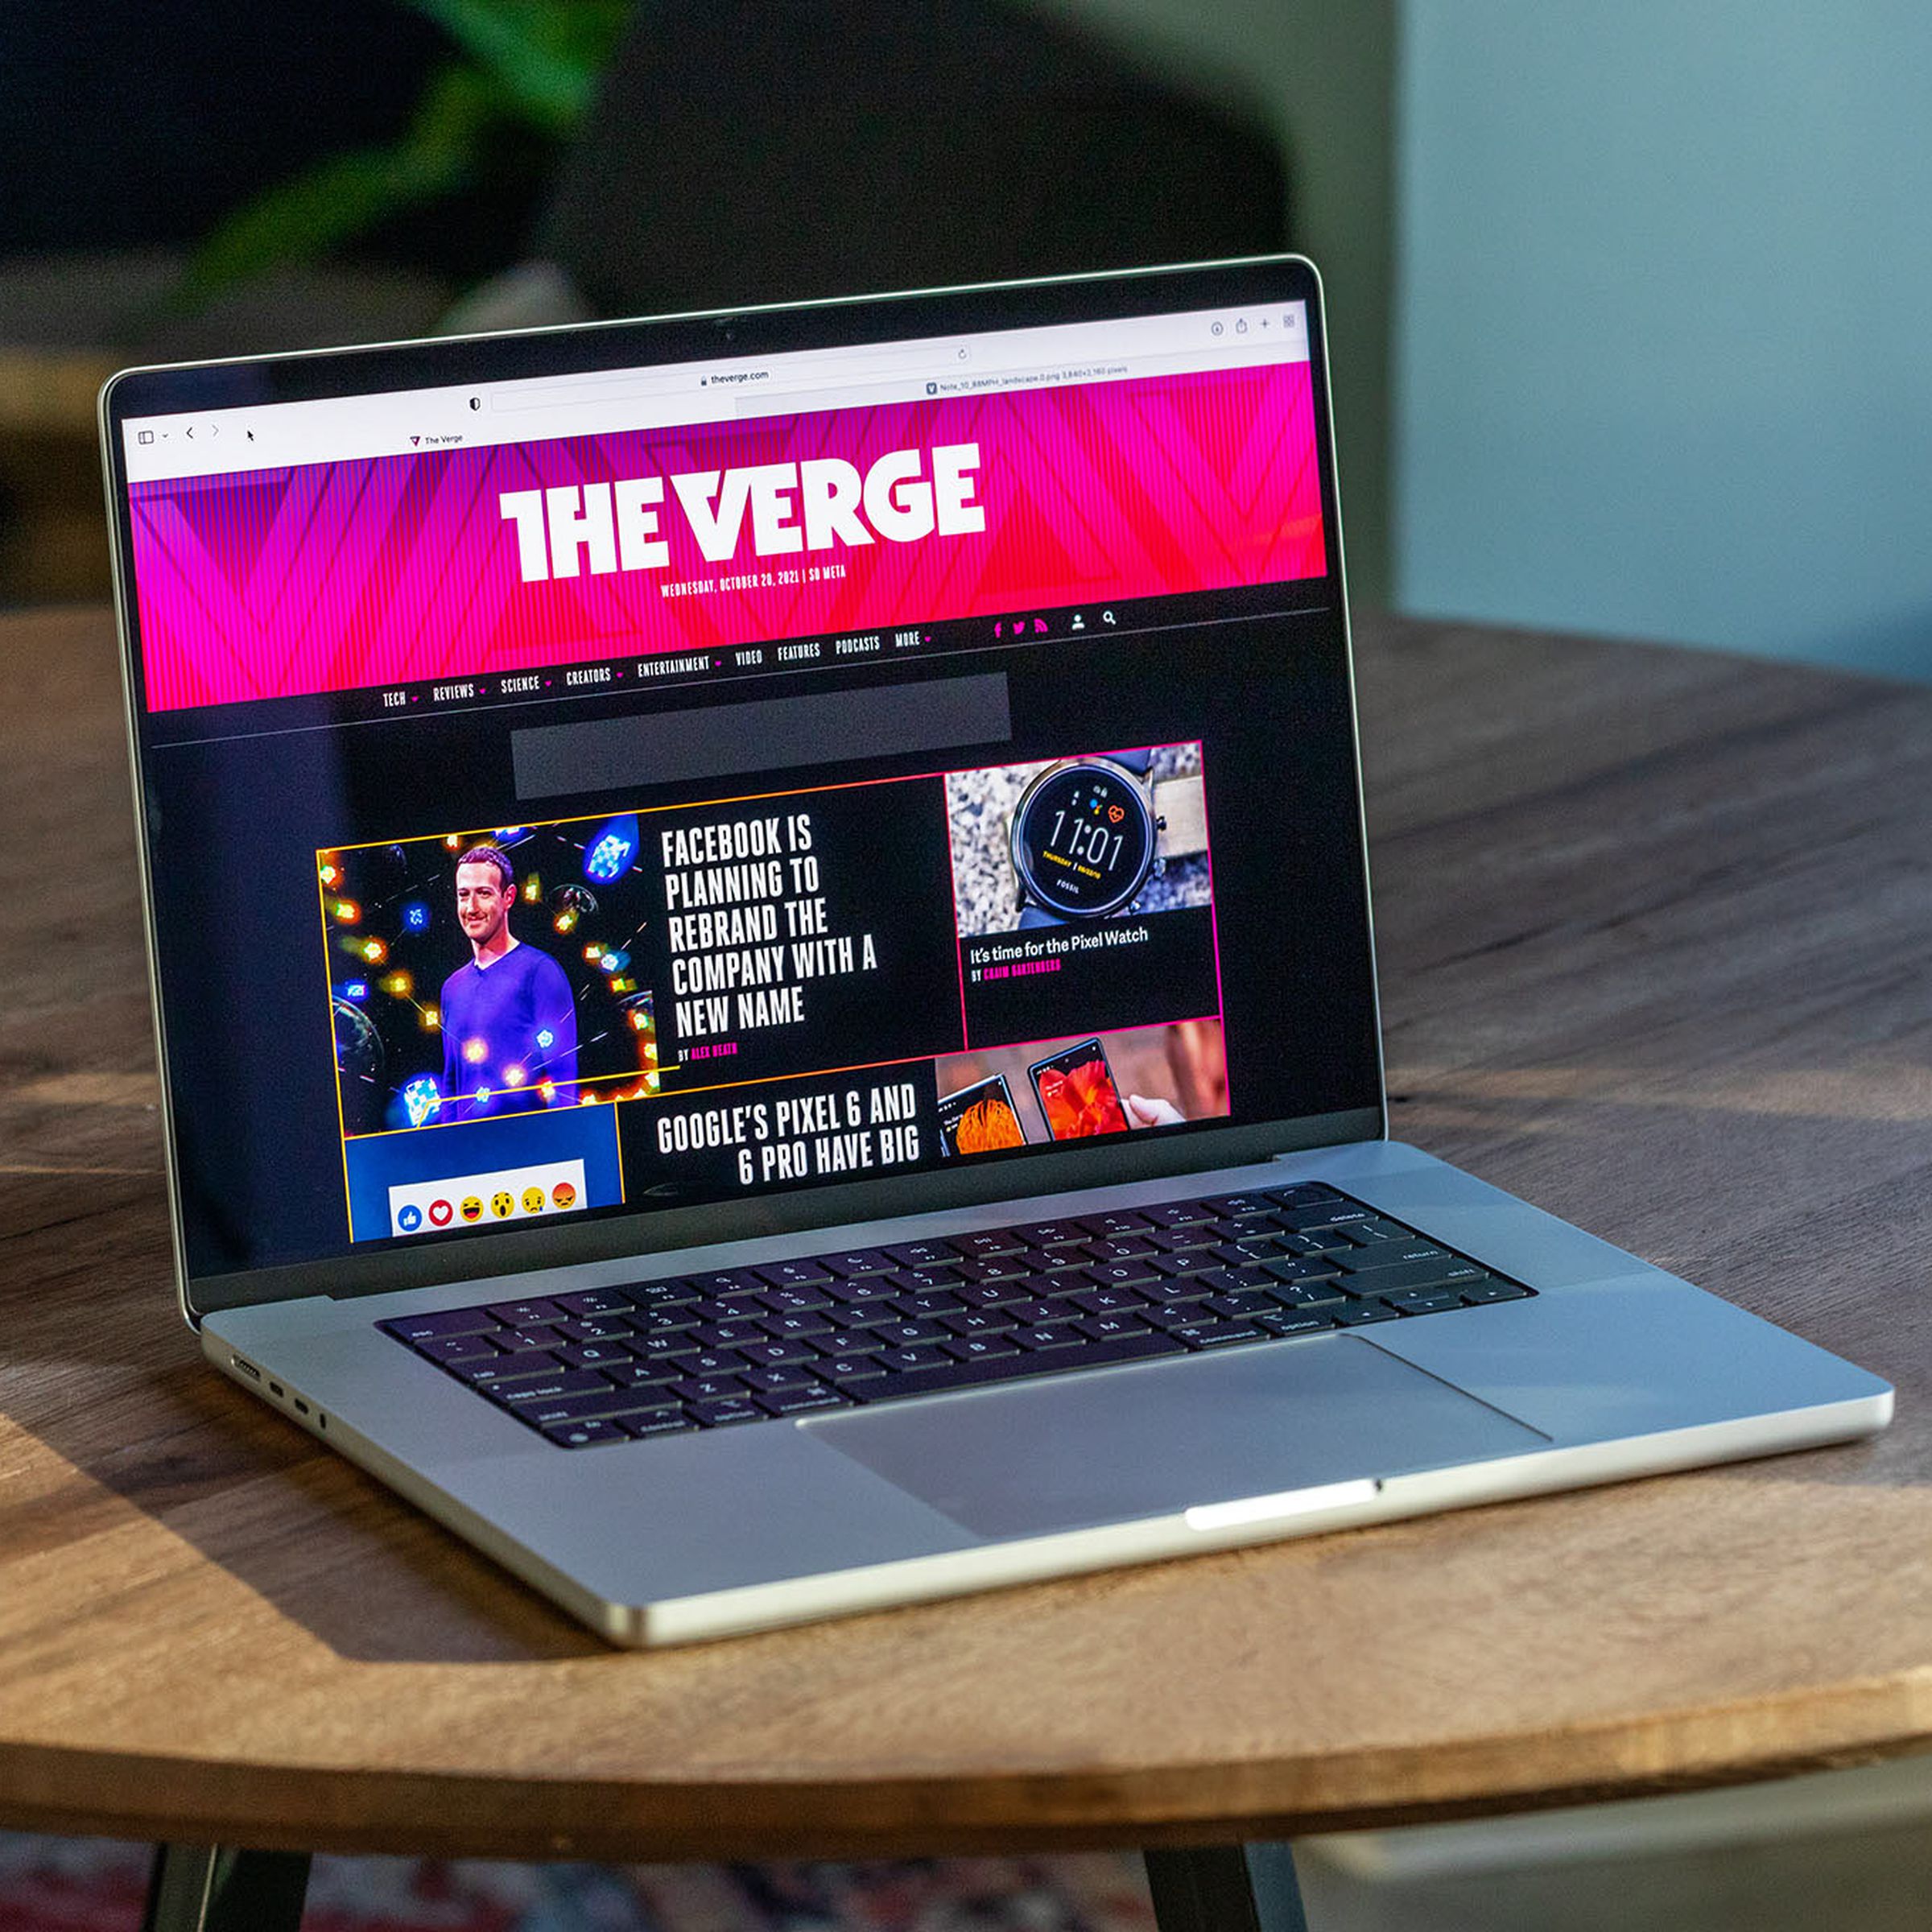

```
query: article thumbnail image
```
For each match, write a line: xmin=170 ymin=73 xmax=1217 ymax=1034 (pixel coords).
xmin=945 ymin=744 xmax=1209 ymax=939
xmin=323 ymin=819 xmax=661 ymax=1137
xmin=933 ymin=1018 xmax=1228 ymax=1155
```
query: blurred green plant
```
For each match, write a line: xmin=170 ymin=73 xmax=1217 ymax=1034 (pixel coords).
xmin=167 ymin=0 xmax=630 ymax=310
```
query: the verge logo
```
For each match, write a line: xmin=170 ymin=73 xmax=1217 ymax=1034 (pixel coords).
xmin=498 ymin=443 xmax=985 ymax=584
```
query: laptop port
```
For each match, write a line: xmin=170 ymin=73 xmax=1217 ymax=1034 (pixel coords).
xmin=229 ymin=1355 xmax=262 ymax=1381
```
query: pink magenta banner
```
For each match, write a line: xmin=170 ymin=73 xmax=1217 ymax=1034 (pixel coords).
xmin=130 ymin=362 xmax=1326 ymax=711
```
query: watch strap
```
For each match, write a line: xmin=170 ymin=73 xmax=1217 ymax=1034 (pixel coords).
xmin=1153 ymin=774 xmax=1207 ymax=858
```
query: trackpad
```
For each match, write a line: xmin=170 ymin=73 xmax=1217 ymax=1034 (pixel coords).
xmin=808 ymin=1337 xmax=1547 ymax=1538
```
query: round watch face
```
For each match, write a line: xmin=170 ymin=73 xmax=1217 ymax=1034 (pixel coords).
xmin=1010 ymin=758 xmax=1158 ymax=919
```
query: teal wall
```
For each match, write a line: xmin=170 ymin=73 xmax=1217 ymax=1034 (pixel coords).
xmin=1396 ymin=2 xmax=1932 ymax=678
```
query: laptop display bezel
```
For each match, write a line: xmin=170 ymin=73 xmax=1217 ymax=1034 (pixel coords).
xmin=100 ymin=254 xmax=1387 ymax=1322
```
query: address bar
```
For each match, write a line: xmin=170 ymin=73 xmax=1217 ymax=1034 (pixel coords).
xmin=488 ymin=341 xmax=965 ymax=415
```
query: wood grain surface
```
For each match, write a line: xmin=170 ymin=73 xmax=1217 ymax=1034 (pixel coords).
xmin=3 ymin=607 xmax=1930 ymax=1860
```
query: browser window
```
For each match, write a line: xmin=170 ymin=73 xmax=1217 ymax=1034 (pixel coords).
xmin=115 ymin=292 xmax=1377 ymax=1284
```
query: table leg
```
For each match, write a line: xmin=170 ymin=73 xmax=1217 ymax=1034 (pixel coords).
xmin=141 ymin=1843 xmax=312 ymax=1932
xmin=1143 ymin=1844 xmax=1309 ymax=1932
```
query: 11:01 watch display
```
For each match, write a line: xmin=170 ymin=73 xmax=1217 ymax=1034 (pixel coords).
xmin=1008 ymin=749 xmax=1205 ymax=927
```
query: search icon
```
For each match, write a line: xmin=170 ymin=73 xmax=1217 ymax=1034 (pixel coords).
xmin=1102 ymin=609 xmax=1117 ymax=625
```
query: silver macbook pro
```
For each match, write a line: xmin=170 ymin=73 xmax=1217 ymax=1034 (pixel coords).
xmin=99 ymin=257 xmax=1890 ymax=1645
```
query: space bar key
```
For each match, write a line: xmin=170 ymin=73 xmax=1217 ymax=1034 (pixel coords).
xmin=851 ymin=1330 xmax=1186 ymax=1404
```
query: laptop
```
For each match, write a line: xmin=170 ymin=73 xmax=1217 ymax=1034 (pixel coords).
xmin=99 ymin=256 xmax=1890 ymax=1645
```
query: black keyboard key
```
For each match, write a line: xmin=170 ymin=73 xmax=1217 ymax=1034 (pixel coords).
xmin=1339 ymin=1258 xmax=1489 ymax=1296
xmin=382 ymin=1308 xmax=499 ymax=1342
xmin=757 ymin=1385 xmax=848 ymax=1416
xmin=824 ymin=1275 xmax=901 ymax=1306
xmin=1256 ymin=1311 xmax=1336 ymax=1338
xmin=685 ymin=1267 xmax=768 ymax=1297
xmin=522 ymin=1388 xmax=674 ymax=1426
xmin=691 ymin=1319 xmax=768 ymax=1348
xmin=1199 ymin=1193 xmax=1278 ymax=1219
xmin=622 ymin=1410 xmax=695 ymax=1439
xmin=1264 ymin=1183 xmax=1344 ymax=1210
xmin=1078 ymin=1208 xmax=1153 ymax=1237
xmin=1340 ymin=1243 xmax=1453 ymax=1274
xmin=1010 ymin=1323 xmax=1084 ymax=1351
xmin=1068 ymin=1286 xmax=1148 ymax=1315
xmin=1140 ymin=1275 xmax=1216 ymax=1305
xmin=942 ymin=1308 xmax=1018 ymax=1336
xmin=495 ymin=1326 xmax=567 ymax=1352
xmin=1260 ymin=1257 xmax=1347 ymax=1288
xmin=631 ymin=1310 xmax=706 ymax=1340
xmin=756 ymin=1258 xmax=836 ymax=1288
xmin=1083 ymin=1236 xmax=1156 ymax=1262
xmin=623 ymin=1278 xmax=703 ymax=1307
xmin=818 ymin=1353 xmax=887 ymax=1383
xmin=1140 ymin=1200 xmax=1217 ymax=1228
xmin=1381 ymin=1288 xmax=1470 ymax=1315
xmin=1267 ymin=1279 xmax=1352 ymax=1309
xmin=484 ymin=1297 xmax=565 ymax=1326
xmin=1141 ymin=1302 xmax=1216 ymax=1331
xmin=687 ymin=1397 xmax=765 ymax=1427
xmin=740 ymin=1363 xmax=823 ymax=1392
xmin=671 ymin=1373 xmax=751 ymax=1402
xmin=1169 ymin=1319 xmax=1268 ymax=1348
xmin=759 ymin=1311 xmax=834 ymax=1340
xmin=554 ymin=1340 xmax=637 ymax=1369
xmin=543 ymin=1418 xmax=632 ymax=1448
xmin=730 ymin=1338 xmax=814 ymax=1367
xmin=1146 ymin=1226 xmax=1221 ymax=1253
xmin=876 ymin=1344 xmax=955 ymax=1372
xmin=1459 ymin=1280 xmax=1533 ymax=1304
xmin=867 ymin=1319 xmax=948 ymax=1347
xmin=605 ymin=1358 xmax=683 ymax=1386
xmin=883 ymin=1265 xmax=963 ymax=1292
xmin=661 ymin=1348 xmax=749 ymax=1378
xmin=952 ymin=1229 xmax=1029 ymax=1258
xmin=413 ymin=1332 xmax=501 ymax=1363
xmin=1075 ymin=1312 xmax=1151 ymax=1341
xmin=941 ymin=1335 xmax=1022 ymax=1363
xmin=449 ymin=1352 xmax=564 ymax=1386
xmin=956 ymin=1278 xmax=1038 ymax=1308
xmin=758 ymin=1285 xmax=835 ymax=1315
xmin=819 ymin=1249 xmax=896 ymax=1276
xmin=554 ymin=1314 xmax=638 ymax=1342
xmin=1012 ymin=1219 xmax=1088 ymax=1246
xmin=1197 ymin=1265 xmax=1272 ymax=1294
xmin=1006 ymin=1298 xmax=1070 ymax=1325
xmin=1203 ymin=1291 xmax=1278 ymax=1319
xmin=883 ymin=1238 xmax=960 ymax=1267
xmin=1331 ymin=1300 xmax=1401 ymax=1326
xmin=1081 ymin=1258 xmax=1160 ymax=1289
xmin=955 ymin=1255 xmax=1034 ymax=1282
xmin=895 ymin=1289 xmax=968 ymax=1317
xmin=493 ymin=1370 xmax=620 ymax=1406
xmin=553 ymin=1287 xmax=638 ymax=1315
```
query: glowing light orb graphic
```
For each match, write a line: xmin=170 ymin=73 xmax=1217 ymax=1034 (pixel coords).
xmin=360 ymin=937 xmax=387 ymax=964
xmin=462 ymin=1037 xmax=489 ymax=1065
xmin=402 ymin=901 xmax=430 ymax=932
xmin=583 ymin=815 xmax=639 ymax=883
xmin=504 ymin=1064 xmax=527 ymax=1088
xmin=332 ymin=1000 xmax=383 ymax=1083
xmin=401 ymin=1076 xmax=441 ymax=1127
xmin=535 ymin=1028 xmax=555 ymax=1050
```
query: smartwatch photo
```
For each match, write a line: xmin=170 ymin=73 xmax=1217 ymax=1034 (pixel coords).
xmin=1006 ymin=749 xmax=1207 ymax=928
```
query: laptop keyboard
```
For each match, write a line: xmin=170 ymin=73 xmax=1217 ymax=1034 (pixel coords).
xmin=378 ymin=1183 xmax=1533 ymax=1448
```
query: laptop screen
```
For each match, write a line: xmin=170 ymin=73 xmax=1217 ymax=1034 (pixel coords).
xmin=105 ymin=261 xmax=1381 ymax=1308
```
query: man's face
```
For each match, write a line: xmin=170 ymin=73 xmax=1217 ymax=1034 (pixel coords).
xmin=455 ymin=861 xmax=510 ymax=950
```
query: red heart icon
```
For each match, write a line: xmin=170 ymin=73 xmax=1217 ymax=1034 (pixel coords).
xmin=1107 ymin=804 xmax=1125 ymax=824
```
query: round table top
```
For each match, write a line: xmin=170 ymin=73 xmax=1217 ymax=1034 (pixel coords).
xmin=3 ymin=605 xmax=1930 ymax=1861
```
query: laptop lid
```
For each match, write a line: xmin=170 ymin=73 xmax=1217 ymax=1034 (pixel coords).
xmin=100 ymin=257 xmax=1384 ymax=1321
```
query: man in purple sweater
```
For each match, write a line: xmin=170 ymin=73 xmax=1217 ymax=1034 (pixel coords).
xmin=439 ymin=847 xmax=578 ymax=1121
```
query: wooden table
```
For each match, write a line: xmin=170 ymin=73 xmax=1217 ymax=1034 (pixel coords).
xmin=4 ymin=608 xmax=1931 ymax=1925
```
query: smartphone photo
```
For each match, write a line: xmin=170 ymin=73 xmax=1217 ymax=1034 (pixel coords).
xmin=1027 ymin=1038 xmax=1129 ymax=1141
xmin=935 ymin=1072 xmax=1028 ymax=1156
